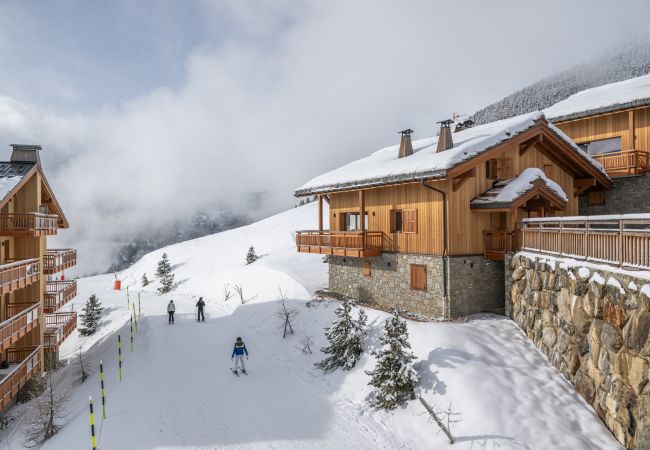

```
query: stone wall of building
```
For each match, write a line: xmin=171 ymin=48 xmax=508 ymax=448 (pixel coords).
xmin=510 ymin=252 xmax=650 ymax=449
xmin=448 ymin=255 xmax=505 ymax=318
xmin=580 ymin=174 xmax=650 ymax=215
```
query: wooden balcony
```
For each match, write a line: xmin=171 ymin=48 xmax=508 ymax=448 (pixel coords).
xmin=592 ymin=150 xmax=649 ymax=176
xmin=44 ymin=249 xmax=77 ymax=275
xmin=44 ymin=280 xmax=77 ymax=314
xmin=0 ymin=346 xmax=41 ymax=410
xmin=483 ymin=230 xmax=516 ymax=261
xmin=0 ymin=213 xmax=58 ymax=236
xmin=296 ymin=230 xmax=383 ymax=258
xmin=44 ymin=311 xmax=77 ymax=352
xmin=0 ymin=258 xmax=39 ymax=297
xmin=0 ymin=303 xmax=40 ymax=353
xmin=521 ymin=216 xmax=650 ymax=270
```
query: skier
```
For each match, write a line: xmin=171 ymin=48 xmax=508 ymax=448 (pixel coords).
xmin=167 ymin=300 xmax=175 ymax=324
xmin=196 ymin=297 xmax=206 ymax=322
xmin=231 ymin=337 xmax=249 ymax=375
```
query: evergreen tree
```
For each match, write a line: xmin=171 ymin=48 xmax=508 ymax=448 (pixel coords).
xmin=316 ymin=299 xmax=367 ymax=371
xmin=155 ymin=253 xmax=175 ymax=294
xmin=78 ymin=295 xmax=103 ymax=336
xmin=141 ymin=273 xmax=150 ymax=287
xmin=245 ymin=246 xmax=259 ymax=265
xmin=366 ymin=309 xmax=420 ymax=410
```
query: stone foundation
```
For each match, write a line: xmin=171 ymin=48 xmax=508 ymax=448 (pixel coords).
xmin=579 ymin=173 xmax=650 ymax=215
xmin=510 ymin=252 xmax=650 ymax=449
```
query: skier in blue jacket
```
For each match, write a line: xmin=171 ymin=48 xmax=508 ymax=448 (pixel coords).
xmin=231 ymin=337 xmax=249 ymax=374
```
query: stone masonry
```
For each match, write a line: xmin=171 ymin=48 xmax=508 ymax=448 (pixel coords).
xmin=580 ymin=173 xmax=650 ymax=215
xmin=329 ymin=253 xmax=505 ymax=319
xmin=510 ymin=252 xmax=650 ymax=449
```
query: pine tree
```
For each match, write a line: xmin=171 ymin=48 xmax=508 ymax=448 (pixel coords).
xmin=366 ymin=309 xmax=420 ymax=410
xmin=245 ymin=246 xmax=259 ymax=265
xmin=316 ymin=299 xmax=367 ymax=371
xmin=141 ymin=273 xmax=150 ymax=287
xmin=155 ymin=253 xmax=175 ymax=294
xmin=78 ymin=295 xmax=103 ymax=336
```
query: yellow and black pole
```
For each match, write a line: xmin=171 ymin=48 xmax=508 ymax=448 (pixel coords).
xmin=134 ymin=307 xmax=139 ymax=333
xmin=99 ymin=360 xmax=107 ymax=419
xmin=89 ymin=396 xmax=97 ymax=450
xmin=127 ymin=285 xmax=131 ymax=309
xmin=130 ymin=315 xmax=134 ymax=352
xmin=138 ymin=292 xmax=142 ymax=319
xmin=118 ymin=335 xmax=123 ymax=382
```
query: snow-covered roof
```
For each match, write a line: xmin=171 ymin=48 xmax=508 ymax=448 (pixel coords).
xmin=471 ymin=168 xmax=567 ymax=209
xmin=544 ymin=74 xmax=650 ymax=122
xmin=296 ymin=112 xmax=608 ymax=196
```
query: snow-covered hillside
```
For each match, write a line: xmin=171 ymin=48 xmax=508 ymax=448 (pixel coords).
xmin=1 ymin=203 xmax=622 ymax=449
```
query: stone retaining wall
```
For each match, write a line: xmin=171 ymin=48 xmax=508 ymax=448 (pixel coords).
xmin=510 ymin=252 xmax=650 ymax=449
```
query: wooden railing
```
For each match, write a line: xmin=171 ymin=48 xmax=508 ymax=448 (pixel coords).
xmin=44 ymin=311 xmax=77 ymax=351
xmin=0 ymin=303 xmax=40 ymax=353
xmin=521 ymin=215 xmax=650 ymax=269
xmin=0 ymin=346 xmax=41 ymax=410
xmin=0 ymin=258 xmax=40 ymax=296
xmin=296 ymin=230 xmax=383 ymax=257
xmin=592 ymin=150 xmax=649 ymax=176
xmin=44 ymin=249 xmax=77 ymax=275
xmin=5 ymin=302 xmax=39 ymax=319
xmin=44 ymin=280 xmax=77 ymax=313
xmin=0 ymin=213 xmax=58 ymax=236
xmin=483 ymin=230 xmax=516 ymax=261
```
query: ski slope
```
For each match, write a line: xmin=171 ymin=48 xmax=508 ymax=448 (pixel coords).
xmin=1 ymin=203 xmax=622 ymax=449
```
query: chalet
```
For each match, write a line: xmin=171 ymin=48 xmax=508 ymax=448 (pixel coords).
xmin=545 ymin=74 xmax=650 ymax=213
xmin=0 ymin=145 xmax=77 ymax=411
xmin=295 ymin=112 xmax=610 ymax=318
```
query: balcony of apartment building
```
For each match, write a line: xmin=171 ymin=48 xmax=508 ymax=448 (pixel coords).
xmin=578 ymin=137 xmax=649 ymax=177
xmin=44 ymin=249 xmax=77 ymax=275
xmin=0 ymin=345 xmax=41 ymax=410
xmin=44 ymin=280 xmax=77 ymax=314
xmin=0 ymin=303 xmax=40 ymax=353
xmin=0 ymin=258 xmax=40 ymax=296
xmin=44 ymin=311 xmax=77 ymax=353
xmin=0 ymin=213 xmax=59 ymax=236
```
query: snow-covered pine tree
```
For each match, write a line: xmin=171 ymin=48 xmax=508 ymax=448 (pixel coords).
xmin=366 ymin=309 xmax=420 ymax=410
xmin=78 ymin=295 xmax=103 ymax=336
xmin=316 ymin=298 xmax=368 ymax=371
xmin=155 ymin=253 xmax=174 ymax=294
xmin=245 ymin=246 xmax=259 ymax=265
xmin=141 ymin=273 xmax=150 ymax=287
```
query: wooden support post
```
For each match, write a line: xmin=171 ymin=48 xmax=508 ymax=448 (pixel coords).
xmin=358 ymin=190 xmax=365 ymax=231
xmin=629 ymin=110 xmax=635 ymax=151
xmin=318 ymin=195 xmax=323 ymax=231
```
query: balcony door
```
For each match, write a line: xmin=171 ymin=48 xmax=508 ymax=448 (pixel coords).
xmin=342 ymin=212 xmax=369 ymax=231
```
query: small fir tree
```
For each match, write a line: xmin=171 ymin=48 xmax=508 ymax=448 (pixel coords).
xmin=141 ymin=273 xmax=150 ymax=287
xmin=366 ymin=309 xmax=420 ymax=410
xmin=78 ymin=295 xmax=103 ymax=336
xmin=245 ymin=246 xmax=259 ymax=265
xmin=316 ymin=299 xmax=368 ymax=371
xmin=155 ymin=253 xmax=175 ymax=294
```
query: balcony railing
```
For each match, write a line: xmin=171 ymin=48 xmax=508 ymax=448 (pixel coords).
xmin=44 ymin=280 xmax=77 ymax=313
xmin=521 ymin=215 xmax=650 ymax=270
xmin=5 ymin=302 xmax=39 ymax=319
xmin=44 ymin=311 xmax=77 ymax=351
xmin=296 ymin=230 xmax=383 ymax=258
xmin=44 ymin=249 xmax=77 ymax=275
xmin=0 ymin=346 xmax=41 ymax=410
xmin=0 ymin=303 xmax=40 ymax=353
xmin=592 ymin=150 xmax=649 ymax=176
xmin=0 ymin=258 xmax=40 ymax=296
xmin=483 ymin=230 xmax=516 ymax=261
xmin=0 ymin=213 xmax=58 ymax=236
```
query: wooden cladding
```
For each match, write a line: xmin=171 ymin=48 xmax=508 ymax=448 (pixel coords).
xmin=587 ymin=191 xmax=606 ymax=206
xmin=497 ymin=158 xmax=514 ymax=179
xmin=410 ymin=264 xmax=427 ymax=290
xmin=0 ymin=346 xmax=41 ymax=410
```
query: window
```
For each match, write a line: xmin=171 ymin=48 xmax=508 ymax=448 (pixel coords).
xmin=363 ymin=260 xmax=371 ymax=277
xmin=410 ymin=264 xmax=427 ymax=290
xmin=579 ymin=137 xmax=621 ymax=156
xmin=390 ymin=209 xmax=417 ymax=233
xmin=497 ymin=157 xmax=514 ymax=179
xmin=486 ymin=159 xmax=498 ymax=179
xmin=587 ymin=191 xmax=606 ymax=206
xmin=342 ymin=212 xmax=369 ymax=231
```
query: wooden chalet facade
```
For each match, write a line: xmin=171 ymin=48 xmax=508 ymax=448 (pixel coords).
xmin=0 ymin=145 xmax=77 ymax=411
xmin=295 ymin=113 xmax=610 ymax=318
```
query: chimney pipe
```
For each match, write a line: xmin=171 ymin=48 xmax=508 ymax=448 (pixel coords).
xmin=436 ymin=120 xmax=454 ymax=152
xmin=398 ymin=129 xmax=414 ymax=158
xmin=10 ymin=144 xmax=41 ymax=165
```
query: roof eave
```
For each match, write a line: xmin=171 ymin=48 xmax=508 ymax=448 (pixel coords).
xmin=548 ymin=97 xmax=650 ymax=124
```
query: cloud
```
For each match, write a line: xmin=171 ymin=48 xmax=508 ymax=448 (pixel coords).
xmin=0 ymin=0 xmax=648 ymax=274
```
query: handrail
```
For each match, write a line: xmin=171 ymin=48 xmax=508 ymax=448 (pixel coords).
xmin=296 ymin=230 xmax=383 ymax=250
xmin=0 ymin=213 xmax=58 ymax=233
xmin=5 ymin=301 xmax=39 ymax=318
xmin=0 ymin=346 xmax=41 ymax=409
xmin=592 ymin=149 xmax=649 ymax=175
xmin=44 ymin=279 xmax=77 ymax=312
xmin=44 ymin=249 xmax=77 ymax=274
xmin=0 ymin=302 xmax=39 ymax=330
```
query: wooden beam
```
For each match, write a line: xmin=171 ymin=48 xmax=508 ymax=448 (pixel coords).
xmin=358 ymin=190 xmax=365 ymax=232
xmin=574 ymin=177 xmax=596 ymax=197
xmin=452 ymin=167 xmax=476 ymax=192
xmin=519 ymin=135 xmax=542 ymax=157
xmin=318 ymin=195 xmax=323 ymax=231
xmin=629 ymin=110 xmax=635 ymax=150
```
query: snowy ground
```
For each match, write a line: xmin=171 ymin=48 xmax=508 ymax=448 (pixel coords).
xmin=1 ymin=203 xmax=623 ymax=449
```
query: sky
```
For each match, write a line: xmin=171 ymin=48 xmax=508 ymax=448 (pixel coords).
xmin=0 ymin=0 xmax=649 ymax=274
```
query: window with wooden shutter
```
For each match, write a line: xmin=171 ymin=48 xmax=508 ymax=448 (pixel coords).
xmin=402 ymin=209 xmax=417 ymax=233
xmin=486 ymin=159 xmax=498 ymax=179
xmin=497 ymin=157 xmax=513 ymax=179
xmin=363 ymin=260 xmax=371 ymax=277
xmin=587 ymin=191 xmax=606 ymax=206
xmin=410 ymin=264 xmax=426 ymax=290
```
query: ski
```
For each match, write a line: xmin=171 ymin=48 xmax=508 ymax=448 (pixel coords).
xmin=231 ymin=369 xmax=239 ymax=377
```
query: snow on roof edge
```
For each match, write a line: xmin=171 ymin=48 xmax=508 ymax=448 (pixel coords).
xmin=548 ymin=97 xmax=650 ymax=123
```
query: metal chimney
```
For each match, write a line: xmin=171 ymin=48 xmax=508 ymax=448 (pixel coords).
xmin=398 ymin=129 xmax=414 ymax=158
xmin=436 ymin=120 xmax=454 ymax=152
xmin=10 ymin=144 xmax=41 ymax=165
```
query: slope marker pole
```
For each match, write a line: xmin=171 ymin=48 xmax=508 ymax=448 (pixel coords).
xmin=130 ymin=315 xmax=134 ymax=352
xmin=89 ymin=396 xmax=97 ymax=450
xmin=118 ymin=335 xmax=123 ymax=382
xmin=99 ymin=360 xmax=107 ymax=419
xmin=138 ymin=292 xmax=142 ymax=319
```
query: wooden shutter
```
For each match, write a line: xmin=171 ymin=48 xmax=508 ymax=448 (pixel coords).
xmin=588 ymin=191 xmax=606 ymax=206
xmin=486 ymin=159 xmax=498 ymax=179
xmin=402 ymin=209 xmax=417 ymax=233
xmin=363 ymin=260 xmax=371 ymax=277
xmin=410 ymin=264 xmax=426 ymax=290
xmin=497 ymin=157 xmax=513 ymax=179
xmin=390 ymin=210 xmax=396 ymax=233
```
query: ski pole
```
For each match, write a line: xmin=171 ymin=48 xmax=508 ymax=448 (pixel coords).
xmin=89 ymin=396 xmax=97 ymax=450
xmin=118 ymin=335 xmax=123 ymax=382
xmin=100 ymin=360 xmax=106 ymax=419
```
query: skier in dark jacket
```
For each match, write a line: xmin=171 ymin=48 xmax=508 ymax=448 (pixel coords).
xmin=167 ymin=300 xmax=175 ymax=324
xmin=231 ymin=337 xmax=249 ymax=374
xmin=196 ymin=297 xmax=206 ymax=322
